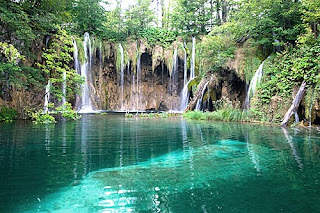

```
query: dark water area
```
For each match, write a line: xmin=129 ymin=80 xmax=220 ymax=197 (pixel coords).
xmin=1 ymin=114 xmax=320 ymax=212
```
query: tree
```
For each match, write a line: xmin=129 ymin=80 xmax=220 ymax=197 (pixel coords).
xmin=235 ymin=0 xmax=304 ymax=52
xmin=72 ymin=0 xmax=108 ymax=36
xmin=124 ymin=0 xmax=155 ymax=37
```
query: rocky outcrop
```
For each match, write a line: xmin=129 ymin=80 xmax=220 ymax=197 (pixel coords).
xmin=87 ymin=40 xmax=186 ymax=111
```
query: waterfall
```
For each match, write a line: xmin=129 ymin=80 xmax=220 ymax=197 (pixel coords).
xmin=136 ymin=46 xmax=141 ymax=110
xmin=180 ymin=79 xmax=192 ymax=111
xmin=79 ymin=32 xmax=94 ymax=113
xmin=294 ymin=111 xmax=300 ymax=124
xmin=183 ymin=42 xmax=188 ymax=86
xmin=195 ymin=82 xmax=209 ymax=111
xmin=62 ymin=70 xmax=66 ymax=107
xmin=245 ymin=61 xmax=265 ymax=109
xmin=171 ymin=46 xmax=178 ymax=95
xmin=119 ymin=44 xmax=124 ymax=110
xmin=73 ymin=38 xmax=80 ymax=74
xmin=190 ymin=37 xmax=196 ymax=80
xmin=44 ymin=80 xmax=51 ymax=113
xmin=180 ymin=43 xmax=190 ymax=111
xmin=45 ymin=36 xmax=50 ymax=49
xmin=180 ymin=37 xmax=196 ymax=112
xmin=132 ymin=72 xmax=136 ymax=110
xmin=99 ymin=41 xmax=102 ymax=70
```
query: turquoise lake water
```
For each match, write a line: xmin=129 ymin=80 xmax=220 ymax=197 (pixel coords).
xmin=1 ymin=114 xmax=320 ymax=212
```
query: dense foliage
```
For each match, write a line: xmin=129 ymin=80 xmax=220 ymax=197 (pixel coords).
xmin=0 ymin=0 xmax=320 ymax=124
xmin=36 ymin=28 xmax=83 ymax=102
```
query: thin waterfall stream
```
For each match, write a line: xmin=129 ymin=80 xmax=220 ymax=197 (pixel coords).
xmin=119 ymin=44 xmax=124 ymax=110
xmin=245 ymin=60 xmax=265 ymax=109
xmin=43 ymin=80 xmax=51 ymax=113
xmin=180 ymin=37 xmax=196 ymax=111
xmin=79 ymin=32 xmax=94 ymax=113
xmin=195 ymin=81 xmax=209 ymax=111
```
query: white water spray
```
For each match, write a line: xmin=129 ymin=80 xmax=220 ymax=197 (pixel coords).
xmin=44 ymin=80 xmax=51 ymax=113
xmin=245 ymin=61 xmax=265 ymax=109
xmin=136 ymin=46 xmax=141 ymax=110
xmin=170 ymin=46 xmax=178 ymax=96
xmin=62 ymin=69 xmax=66 ymax=107
xmin=190 ymin=37 xmax=196 ymax=80
xmin=119 ymin=44 xmax=125 ymax=110
xmin=79 ymin=32 xmax=94 ymax=113
xmin=195 ymin=82 xmax=209 ymax=111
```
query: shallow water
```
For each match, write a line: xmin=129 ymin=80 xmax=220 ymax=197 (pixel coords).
xmin=1 ymin=115 xmax=320 ymax=212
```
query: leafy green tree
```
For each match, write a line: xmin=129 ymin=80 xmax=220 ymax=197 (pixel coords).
xmin=124 ymin=0 xmax=155 ymax=37
xmin=72 ymin=0 xmax=108 ymax=36
xmin=37 ymin=28 xmax=83 ymax=102
xmin=104 ymin=1 xmax=127 ymax=41
xmin=302 ymin=0 xmax=320 ymax=38
xmin=236 ymin=0 xmax=304 ymax=52
xmin=0 ymin=1 xmax=36 ymax=52
xmin=170 ymin=0 xmax=210 ymax=35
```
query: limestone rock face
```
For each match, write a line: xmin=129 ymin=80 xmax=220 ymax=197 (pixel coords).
xmin=88 ymin=40 xmax=185 ymax=111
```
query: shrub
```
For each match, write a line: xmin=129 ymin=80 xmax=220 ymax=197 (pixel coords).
xmin=31 ymin=111 xmax=56 ymax=124
xmin=56 ymin=102 xmax=81 ymax=121
xmin=0 ymin=106 xmax=17 ymax=122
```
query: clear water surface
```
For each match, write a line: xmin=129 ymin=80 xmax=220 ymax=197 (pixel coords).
xmin=1 ymin=114 xmax=320 ymax=212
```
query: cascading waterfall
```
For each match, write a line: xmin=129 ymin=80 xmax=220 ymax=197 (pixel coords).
xmin=62 ymin=70 xmax=66 ymax=107
xmin=132 ymin=71 xmax=136 ymax=110
xmin=180 ymin=43 xmax=189 ymax=111
xmin=79 ymin=32 xmax=94 ymax=113
xmin=183 ymin=42 xmax=188 ymax=86
xmin=136 ymin=46 xmax=141 ymax=110
xmin=180 ymin=79 xmax=192 ymax=111
xmin=119 ymin=44 xmax=124 ymax=110
xmin=195 ymin=82 xmax=209 ymax=111
xmin=73 ymin=38 xmax=80 ymax=74
xmin=44 ymin=80 xmax=51 ymax=113
xmin=190 ymin=37 xmax=196 ymax=80
xmin=245 ymin=60 xmax=265 ymax=109
xmin=180 ymin=39 xmax=196 ymax=111
xmin=170 ymin=46 xmax=178 ymax=96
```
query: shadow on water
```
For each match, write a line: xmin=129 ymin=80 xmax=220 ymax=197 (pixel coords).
xmin=1 ymin=115 xmax=320 ymax=212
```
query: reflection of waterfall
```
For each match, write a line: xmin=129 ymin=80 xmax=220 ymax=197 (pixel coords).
xmin=44 ymin=80 xmax=51 ymax=113
xmin=119 ymin=44 xmax=124 ymax=110
xmin=245 ymin=60 xmax=265 ymax=109
xmin=195 ymin=82 xmax=209 ymax=111
xmin=79 ymin=32 xmax=94 ymax=113
xmin=282 ymin=128 xmax=303 ymax=170
xmin=245 ymin=133 xmax=261 ymax=173
xmin=62 ymin=122 xmax=66 ymax=154
xmin=120 ymin=120 xmax=123 ymax=168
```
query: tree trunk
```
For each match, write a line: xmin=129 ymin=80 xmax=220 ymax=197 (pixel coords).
xmin=281 ymin=81 xmax=306 ymax=127
xmin=216 ymin=0 xmax=221 ymax=25
xmin=222 ymin=0 xmax=227 ymax=23
xmin=184 ymin=75 xmax=215 ymax=112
